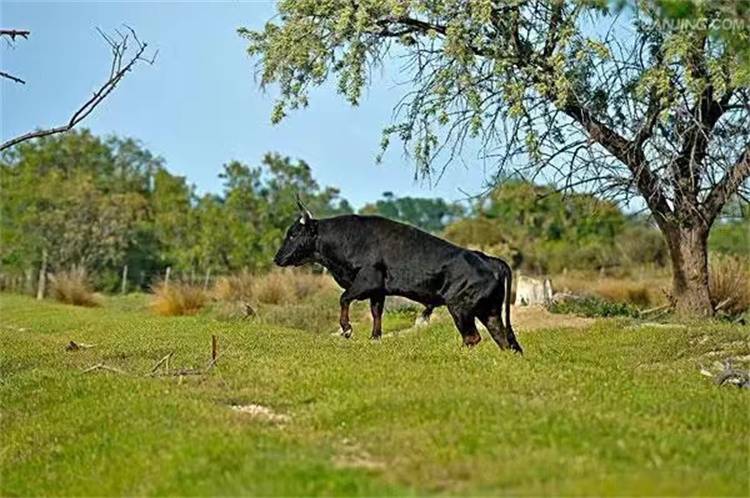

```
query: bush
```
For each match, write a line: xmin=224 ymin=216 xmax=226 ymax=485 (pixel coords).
xmin=150 ymin=281 xmax=207 ymax=316
xmin=617 ymin=225 xmax=668 ymax=267
xmin=49 ymin=267 xmax=100 ymax=307
xmin=251 ymin=270 xmax=336 ymax=305
xmin=549 ymin=296 xmax=640 ymax=318
xmin=552 ymin=269 xmax=669 ymax=308
xmin=710 ymin=254 xmax=750 ymax=316
xmin=213 ymin=270 xmax=254 ymax=303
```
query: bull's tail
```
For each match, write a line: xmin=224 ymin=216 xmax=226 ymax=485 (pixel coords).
xmin=504 ymin=262 xmax=512 ymax=333
xmin=504 ymin=263 xmax=522 ymax=354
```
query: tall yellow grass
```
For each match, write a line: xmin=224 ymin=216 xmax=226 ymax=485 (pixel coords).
xmin=551 ymin=268 xmax=669 ymax=308
xmin=710 ymin=254 xmax=750 ymax=316
xmin=49 ymin=267 xmax=100 ymax=307
xmin=150 ymin=281 xmax=207 ymax=316
xmin=213 ymin=270 xmax=336 ymax=305
xmin=213 ymin=270 xmax=254 ymax=303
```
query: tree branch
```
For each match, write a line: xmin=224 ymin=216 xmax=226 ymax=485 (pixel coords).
xmin=0 ymin=70 xmax=25 ymax=84
xmin=0 ymin=29 xmax=30 ymax=40
xmin=0 ymin=26 xmax=155 ymax=152
xmin=560 ymin=99 xmax=672 ymax=221
xmin=703 ymin=145 xmax=750 ymax=223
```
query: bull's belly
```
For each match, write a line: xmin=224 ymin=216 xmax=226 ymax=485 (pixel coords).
xmin=384 ymin=273 xmax=445 ymax=307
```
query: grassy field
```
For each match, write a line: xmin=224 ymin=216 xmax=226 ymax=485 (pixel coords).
xmin=1 ymin=293 xmax=748 ymax=497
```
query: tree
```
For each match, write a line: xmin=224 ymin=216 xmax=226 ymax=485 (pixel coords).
xmin=359 ymin=191 xmax=465 ymax=232
xmin=241 ymin=0 xmax=750 ymax=316
xmin=0 ymin=131 xmax=160 ymax=289
xmin=0 ymin=27 xmax=155 ymax=151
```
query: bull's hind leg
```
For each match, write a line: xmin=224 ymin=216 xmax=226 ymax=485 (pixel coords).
xmin=478 ymin=311 xmax=523 ymax=354
xmin=447 ymin=305 xmax=482 ymax=347
xmin=369 ymin=294 xmax=385 ymax=340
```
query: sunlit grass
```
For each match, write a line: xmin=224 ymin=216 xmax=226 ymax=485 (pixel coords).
xmin=1 ymin=294 xmax=747 ymax=497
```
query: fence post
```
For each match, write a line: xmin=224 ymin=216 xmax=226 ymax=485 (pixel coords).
xmin=121 ymin=265 xmax=128 ymax=294
xmin=36 ymin=249 xmax=47 ymax=300
xmin=164 ymin=266 xmax=171 ymax=288
xmin=204 ymin=268 xmax=211 ymax=292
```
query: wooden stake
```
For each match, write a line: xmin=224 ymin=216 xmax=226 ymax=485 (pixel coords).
xmin=121 ymin=265 xmax=128 ymax=294
xmin=212 ymin=334 xmax=217 ymax=361
xmin=204 ymin=268 xmax=211 ymax=291
xmin=36 ymin=249 xmax=47 ymax=300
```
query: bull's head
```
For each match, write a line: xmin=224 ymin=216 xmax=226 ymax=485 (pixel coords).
xmin=273 ymin=197 xmax=318 ymax=267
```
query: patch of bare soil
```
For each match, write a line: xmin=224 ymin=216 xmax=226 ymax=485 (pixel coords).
xmin=231 ymin=404 xmax=291 ymax=423
xmin=510 ymin=305 xmax=595 ymax=331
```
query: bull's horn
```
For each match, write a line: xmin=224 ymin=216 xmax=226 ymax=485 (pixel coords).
xmin=296 ymin=193 xmax=313 ymax=222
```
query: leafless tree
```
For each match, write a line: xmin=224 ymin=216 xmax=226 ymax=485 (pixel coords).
xmin=0 ymin=26 xmax=156 ymax=152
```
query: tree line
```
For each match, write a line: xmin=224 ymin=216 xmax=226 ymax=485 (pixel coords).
xmin=1 ymin=130 xmax=746 ymax=293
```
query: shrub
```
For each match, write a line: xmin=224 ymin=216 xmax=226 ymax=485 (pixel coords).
xmin=617 ymin=225 xmax=668 ymax=267
xmin=549 ymin=296 xmax=640 ymax=318
xmin=49 ymin=267 xmax=100 ymax=307
xmin=150 ymin=281 xmax=207 ymax=316
xmin=710 ymin=254 xmax=750 ymax=316
xmin=251 ymin=270 xmax=336 ymax=305
xmin=589 ymin=280 xmax=652 ymax=308
xmin=552 ymin=269 xmax=669 ymax=308
xmin=252 ymin=272 xmax=295 ymax=305
xmin=213 ymin=270 xmax=254 ymax=303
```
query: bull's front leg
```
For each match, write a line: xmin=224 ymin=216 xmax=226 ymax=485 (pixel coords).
xmin=338 ymin=300 xmax=353 ymax=338
xmin=337 ymin=266 xmax=385 ymax=340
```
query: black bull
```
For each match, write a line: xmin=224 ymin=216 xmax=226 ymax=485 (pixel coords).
xmin=273 ymin=204 xmax=522 ymax=353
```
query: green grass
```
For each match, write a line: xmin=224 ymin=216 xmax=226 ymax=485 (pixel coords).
xmin=1 ymin=294 xmax=748 ymax=497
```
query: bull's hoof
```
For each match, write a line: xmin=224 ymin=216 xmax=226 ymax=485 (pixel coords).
xmin=331 ymin=326 xmax=353 ymax=338
xmin=463 ymin=334 xmax=482 ymax=347
xmin=370 ymin=332 xmax=382 ymax=341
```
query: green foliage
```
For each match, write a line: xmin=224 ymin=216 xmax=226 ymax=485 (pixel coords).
xmin=242 ymin=0 xmax=750 ymax=314
xmin=0 ymin=131 xmax=161 ymax=290
xmin=1 ymin=295 xmax=748 ymax=496
xmin=444 ymin=180 xmax=630 ymax=272
xmin=358 ymin=191 xmax=464 ymax=232
xmin=708 ymin=218 xmax=750 ymax=255
xmin=549 ymin=295 xmax=641 ymax=318
xmin=616 ymin=222 xmax=668 ymax=267
xmin=0 ymin=132 xmax=352 ymax=289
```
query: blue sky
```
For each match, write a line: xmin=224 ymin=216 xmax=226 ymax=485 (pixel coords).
xmin=1 ymin=1 xmax=492 ymax=209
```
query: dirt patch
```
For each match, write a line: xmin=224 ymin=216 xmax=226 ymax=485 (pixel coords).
xmin=510 ymin=305 xmax=595 ymax=331
xmin=383 ymin=305 xmax=595 ymax=337
xmin=231 ymin=404 xmax=291 ymax=423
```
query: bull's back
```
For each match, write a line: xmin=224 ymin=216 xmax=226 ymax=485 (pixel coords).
xmin=319 ymin=215 xmax=482 ymax=301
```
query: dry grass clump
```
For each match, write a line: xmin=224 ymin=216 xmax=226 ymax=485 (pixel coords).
xmin=213 ymin=270 xmax=254 ymax=303
xmin=710 ymin=254 xmax=750 ymax=316
xmin=551 ymin=269 xmax=669 ymax=308
xmin=251 ymin=270 xmax=336 ymax=305
xmin=150 ymin=280 xmax=207 ymax=316
xmin=49 ymin=267 xmax=100 ymax=307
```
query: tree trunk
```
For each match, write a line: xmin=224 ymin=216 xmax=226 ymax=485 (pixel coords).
xmin=663 ymin=225 xmax=713 ymax=317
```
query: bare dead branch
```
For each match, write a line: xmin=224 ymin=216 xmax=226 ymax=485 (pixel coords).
xmin=0 ymin=26 xmax=155 ymax=152
xmin=0 ymin=29 xmax=30 ymax=40
xmin=0 ymin=70 xmax=25 ymax=84
xmin=149 ymin=352 xmax=175 ymax=376
xmin=82 ymin=362 xmax=128 ymax=375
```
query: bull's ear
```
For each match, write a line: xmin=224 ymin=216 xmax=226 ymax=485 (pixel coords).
xmin=296 ymin=194 xmax=314 ymax=225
